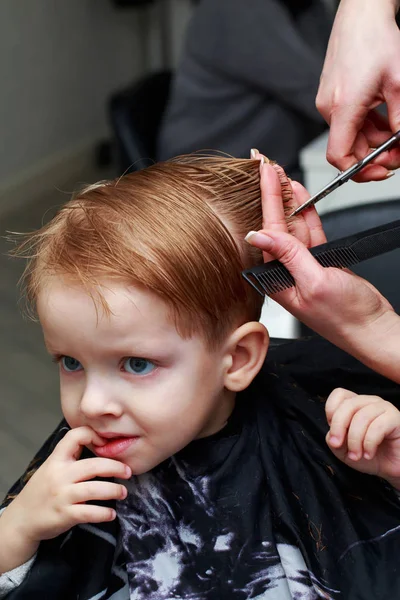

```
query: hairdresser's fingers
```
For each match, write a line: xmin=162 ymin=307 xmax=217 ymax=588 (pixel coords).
xmin=367 ymin=109 xmax=392 ymax=132
xmin=338 ymin=110 xmax=400 ymax=180
xmin=357 ymin=115 xmax=400 ymax=173
xmin=260 ymin=163 xmax=288 ymax=232
xmin=286 ymin=180 xmax=326 ymax=248
xmin=327 ymin=107 xmax=390 ymax=182
xmin=372 ymin=149 xmax=400 ymax=172
xmin=326 ymin=105 xmax=369 ymax=171
xmin=258 ymin=162 xmax=289 ymax=262
xmin=257 ymin=156 xmax=313 ymax=249
xmin=290 ymin=181 xmax=327 ymax=248
xmin=282 ymin=181 xmax=314 ymax=247
xmin=245 ymin=229 xmax=327 ymax=302
xmin=352 ymin=163 xmax=390 ymax=183
xmin=246 ymin=230 xmax=335 ymax=316
xmin=364 ymin=114 xmax=393 ymax=144
xmin=254 ymin=151 xmax=318 ymax=250
xmin=254 ymin=152 xmax=295 ymax=234
xmin=350 ymin=130 xmax=390 ymax=182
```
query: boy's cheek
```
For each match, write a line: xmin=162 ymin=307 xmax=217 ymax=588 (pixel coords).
xmin=60 ymin=388 xmax=83 ymax=427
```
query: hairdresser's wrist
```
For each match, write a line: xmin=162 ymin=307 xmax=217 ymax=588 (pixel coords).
xmin=379 ymin=0 xmax=400 ymax=14
xmin=388 ymin=0 xmax=400 ymax=14
xmin=391 ymin=0 xmax=400 ymax=13
xmin=339 ymin=0 xmax=398 ymax=17
xmin=372 ymin=0 xmax=399 ymax=16
xmin=338 ymin=309 xmax=400 ymax=384
xmin=0 ymin=505 xmax=39 ymax=574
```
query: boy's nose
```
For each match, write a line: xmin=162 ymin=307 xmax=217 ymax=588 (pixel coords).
xmin=79 ymin=384 xmax=123 ymax=419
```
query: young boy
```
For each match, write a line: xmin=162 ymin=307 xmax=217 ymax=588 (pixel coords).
xmin=1 ymin=156 xmax=400 ymax=600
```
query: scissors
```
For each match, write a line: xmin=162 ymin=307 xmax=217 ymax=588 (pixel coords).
xmin=289 ymin=129 xmax=400 ymax=218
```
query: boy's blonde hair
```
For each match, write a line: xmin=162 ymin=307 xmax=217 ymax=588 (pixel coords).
xmin=14 ymin=155 xmax=291 ymax=348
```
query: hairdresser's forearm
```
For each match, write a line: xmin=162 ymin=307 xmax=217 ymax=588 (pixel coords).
xmin=338 ymin=0 xmax=399 ymax=14
xmin=338 ymin=310 xmax=400 ymax=384
xmin=380 ymin=0 xmax=399 ymax=13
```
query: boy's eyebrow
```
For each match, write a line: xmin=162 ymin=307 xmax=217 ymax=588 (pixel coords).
xmin=99 ymin=343 xmax=174 ymax=359
xmin=42 ymin=339 xmax=173 ymax=358
xmin=44 ymin=344 xmax=60 ymax=356
xmin=42 ymin=337 xmax=65 ymax=356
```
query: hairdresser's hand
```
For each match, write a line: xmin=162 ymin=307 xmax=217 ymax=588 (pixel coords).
xmin=325 ymin=387 xmax=400 ymax=489
xmin=0 ymin=426 xmax=131 ymax=574
xmin=316 ymin=0 xmax=400 ymax=181
xmin=246 ymin=158 xmax=400 ymax=383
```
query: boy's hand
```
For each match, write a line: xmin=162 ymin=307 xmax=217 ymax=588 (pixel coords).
xmin=0 ymin=426 xmax=131 ymax=573
xmin=325 ymin=388 xmax=400 ymax=489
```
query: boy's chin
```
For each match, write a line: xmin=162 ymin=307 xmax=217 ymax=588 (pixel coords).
xmin=126 ymin=452 xmax=173 ymax=476
xmin=127 ymin=442 xmax=192 ymax=475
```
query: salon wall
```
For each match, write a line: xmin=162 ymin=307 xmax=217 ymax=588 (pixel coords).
xmin=0 ymin=0 xmax=192 ymax=215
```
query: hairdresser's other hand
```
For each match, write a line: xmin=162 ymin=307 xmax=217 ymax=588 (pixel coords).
xmin=316 ymin=0 xmax=400 ymax=182
xmin=0 ymin=426 xmax=131 ymax=574
xmin=246 ymin=159 xmax=400 ymax=384
xmin=325 ymin=387 xmax=400 ymax=490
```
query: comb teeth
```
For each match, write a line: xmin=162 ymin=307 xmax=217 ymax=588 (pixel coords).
xmin=243 ymin=220 xmax=400 ymax=297
xmin=242 ymin=266 xmax=294 ymax=296
xmin=257 ymin=267 xmax=294 ymax=295
xmin=243 ymin=246 xmax=359 ymax=297
xmin=316 ymin=246 xmax=359 ymax=268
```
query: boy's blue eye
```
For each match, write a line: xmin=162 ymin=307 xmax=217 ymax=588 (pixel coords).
xmin=61 ymin=356 xmax=83 ymax=372
xmin=123 ymin=358 xmax=155 ymax=375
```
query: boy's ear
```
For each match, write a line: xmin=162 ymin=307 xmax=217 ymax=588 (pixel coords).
xmin=223 ymin=322 xmax=269 ymax=392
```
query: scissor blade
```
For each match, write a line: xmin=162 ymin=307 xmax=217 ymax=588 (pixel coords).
xmin=288 ymin=129 xmax=400 ymax=218
xmin=289 ymin=173 xmax=344 ymax=217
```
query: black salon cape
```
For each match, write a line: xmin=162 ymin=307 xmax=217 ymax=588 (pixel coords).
xmin=3 ymin=336 xmax=400 ymax=599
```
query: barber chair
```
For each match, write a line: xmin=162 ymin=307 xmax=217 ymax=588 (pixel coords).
xmin=109 ymin=70 xmax=172 ymax=174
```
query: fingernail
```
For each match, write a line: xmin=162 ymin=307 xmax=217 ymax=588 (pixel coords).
xmin=363 ymin=452 xmax=371 ymax=460
xmin=328 ymin=435 xmax=340 ymax=446
xmin=244 ymin=230 xmax=273 ymax=247
xmin=259 ymin=156 xmax=265 ymax=175
xmin=125 ymin=465 xmax=131 ymax=477
xmin=348 ymin=452 xmax=359 ymax=461
xmin=386 ymin=171 xmax=396 ymax=179
xmin=244 ymin=230 xmax=257 ymax=243
xmin=250 ymin=148 xmax=259 ymax=159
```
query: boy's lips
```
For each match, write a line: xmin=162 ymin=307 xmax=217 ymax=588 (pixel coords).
xmin=93 ymin=433 xmax=139 ymax=458
xmin=96 ymin=432 xmax=132 ymax=439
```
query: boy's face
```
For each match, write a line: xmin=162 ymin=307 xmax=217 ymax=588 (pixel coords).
xmin=37 ymin=279 xmax=235 ymax=474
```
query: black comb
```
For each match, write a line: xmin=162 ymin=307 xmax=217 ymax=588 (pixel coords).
xmin=242 ymin=219 xmax=400 ymax=297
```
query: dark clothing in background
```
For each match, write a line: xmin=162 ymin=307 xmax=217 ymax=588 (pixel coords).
xmin=158 ymin=0 xmax=335 ymax=178
xmin=3 ymin=336 xmax=400 ymax=599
